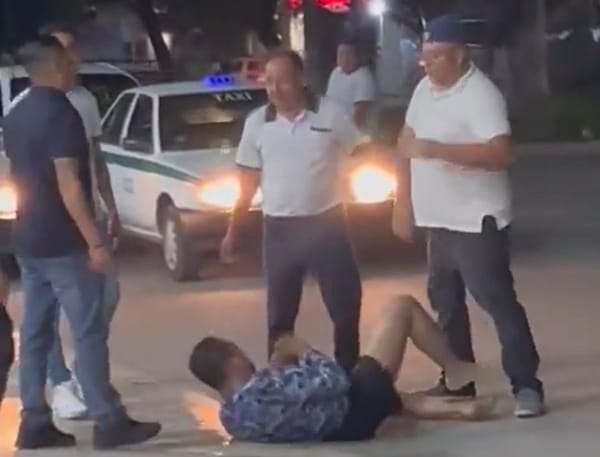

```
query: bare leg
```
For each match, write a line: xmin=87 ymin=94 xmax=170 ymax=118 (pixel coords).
xmin=362 ymin=295 xmax=495 ymax=421
xmin=363 ymin=295 xmax=479 ymax=389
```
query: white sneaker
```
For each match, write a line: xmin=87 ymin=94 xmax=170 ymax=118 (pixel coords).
xmin=52 ymin=380 xmax=88 ymax=420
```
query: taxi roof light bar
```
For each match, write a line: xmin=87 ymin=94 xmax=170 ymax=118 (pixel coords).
xmin=202 ymin=74 xmax=235 ymax=88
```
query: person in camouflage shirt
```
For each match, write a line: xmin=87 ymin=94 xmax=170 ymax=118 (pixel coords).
xmin=189 ymin=295 xmax=496 ymax=443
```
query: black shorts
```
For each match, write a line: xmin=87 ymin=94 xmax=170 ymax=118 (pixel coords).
xmin=324 ymin=356 xmax=402 ymax=442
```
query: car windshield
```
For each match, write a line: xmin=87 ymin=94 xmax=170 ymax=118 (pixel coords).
xmin=159 ymin=89 xmax=267 ymax=151
xmin=9 ymin=73 xmax=137 ymax=115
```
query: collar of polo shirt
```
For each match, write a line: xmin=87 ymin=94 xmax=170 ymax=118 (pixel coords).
xmin=264 ymin=89 xmax=320 ymax=123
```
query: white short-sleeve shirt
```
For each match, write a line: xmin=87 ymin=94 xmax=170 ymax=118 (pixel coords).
xmin=405 ymin=65 xmax=512 ymax=233
xmin=237 ymin=97 xmax=361 ymax=217
xmin=325 ymin=66 xmax=376 ymax=115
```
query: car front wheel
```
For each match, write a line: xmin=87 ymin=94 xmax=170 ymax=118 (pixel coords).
xmin=161 ymin=205 xmax=200 ymax=281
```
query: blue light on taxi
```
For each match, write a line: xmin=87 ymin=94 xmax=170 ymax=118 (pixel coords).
xmin=202 ymin=74 xmax=235 ymax=88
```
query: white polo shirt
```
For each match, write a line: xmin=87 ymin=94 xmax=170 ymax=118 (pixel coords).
xmin=236 ymin=98 xmax=360 ymax=217
xmin=406 ymin=65 xmax=512 ymax=233
xmin=325 ymin=66 xmax=376 ymax=115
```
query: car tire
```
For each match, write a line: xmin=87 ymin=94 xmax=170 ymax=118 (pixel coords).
xmin=160 ymin=205 xmax=200 ymax=282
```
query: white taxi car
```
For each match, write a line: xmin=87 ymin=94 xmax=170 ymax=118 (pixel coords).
xmin=101 ymin=75 xmax=396 ymax=281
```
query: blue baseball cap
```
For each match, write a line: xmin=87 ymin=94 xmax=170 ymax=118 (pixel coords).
xmin=423 ymin=15 xmax=466 ymax=45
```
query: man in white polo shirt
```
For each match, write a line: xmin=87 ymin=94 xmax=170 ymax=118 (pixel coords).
xmin=325 ymin=41 xmax=376 ymax=130
xmin=220 ymin=50 xmax=362 ymax=372
xmin=393 ymin=15 xmax=545 ymax=418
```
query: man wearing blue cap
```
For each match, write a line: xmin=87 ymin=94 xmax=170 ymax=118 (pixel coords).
xmin=393 ymin=15 xmax=545 ymax=418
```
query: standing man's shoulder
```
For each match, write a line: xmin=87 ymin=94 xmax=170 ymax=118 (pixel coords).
xmin=467 ymin=67 xmax=506 ymax=105
xmin=464 ymin=67 xmax=510 ymax=138
xmin=67 ymin=85 xmax=102 ymax=139
xmin=317 ymin=97 xmax=348 ymax=121
xmin=411 ymin=76 xmax=429 ymax=99
xmin=67 ymin=86 xmax=98 ymax=108
xmin=6 ymin=88 xmax=31 ymax=114
xmin=245 ymin=104 xmax=270 ymax=128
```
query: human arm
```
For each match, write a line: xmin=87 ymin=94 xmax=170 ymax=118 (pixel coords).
xmin=220 ymin=114 xmax=262 ymax=262
xmin=51 ymin=108 xmax=109 ymax=271
xmin=220 ymin=349 xmax=349 ymax=441
xmin=392 ymin=126 xmax=415 ymax=241
xmin=90 ymin=138 xmax=120 ymax=241
xmin=54 ymin=158 xmax=109 ymax=270
xmin=352 ymin=69 xmax=376 ymax=130
xmin=404 ymin=136 xmax=513 ymax=171
xmin=87 ymin=96 xmax=120 ymax=241
xmin=402 ymin=84 xmax=514 ymax=170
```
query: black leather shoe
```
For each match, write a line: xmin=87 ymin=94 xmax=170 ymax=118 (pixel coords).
xmin=16 ymin=422 xmax=76 ymax=449
xmin=93 ymin=417 xmax=161 ymax=450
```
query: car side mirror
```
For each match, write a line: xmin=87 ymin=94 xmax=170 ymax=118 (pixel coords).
xmin=121 ymin=137 xmax=152 ymax=153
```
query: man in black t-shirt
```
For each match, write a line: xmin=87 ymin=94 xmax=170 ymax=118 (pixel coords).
xmin=3 ymin=36 xmax=160 ymax=450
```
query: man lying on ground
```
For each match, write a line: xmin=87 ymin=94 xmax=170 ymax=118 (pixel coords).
xmin=189 ymin=295 xmax=495 ymax=443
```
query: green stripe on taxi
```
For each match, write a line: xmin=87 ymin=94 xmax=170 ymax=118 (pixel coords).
xmin=102 ymin=150 xmax=197 ymax=183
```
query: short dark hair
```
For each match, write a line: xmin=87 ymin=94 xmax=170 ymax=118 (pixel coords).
xmin=18 ymin=35 xmax=65 ymax=78
xmin=265 ymin=49 xmax=304 ymax=73
xmin=39 ymin=21 xmax=75 ymax=38
xmin=189 ymin=337 xmax=239 ymax=390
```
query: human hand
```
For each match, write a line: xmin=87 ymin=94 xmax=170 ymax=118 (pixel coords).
xmin=272 ymin=334 xmax=311 ymax=361
xmin=107 ymin=210 xmax=121 ymax=251
xmin=402 ymin=138 xmax=439 ymax=159
xmin=392 ymin=199 xmax=415 ymax=242
xmin=88 ymin=245 xmax=113 ymax=273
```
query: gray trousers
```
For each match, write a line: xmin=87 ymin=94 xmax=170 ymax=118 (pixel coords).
xmin=263 ymin=205 xmax=362 ymax=371
xmin=427 ymin=216 xmax=543 ymax=394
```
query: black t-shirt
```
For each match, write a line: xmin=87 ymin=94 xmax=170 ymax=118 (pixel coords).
xmin=3 ymin=86 xmax=93 ymax=258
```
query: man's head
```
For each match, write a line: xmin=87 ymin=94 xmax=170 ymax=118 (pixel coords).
xmin=336 ymin=42 xmax=359 ymax=74
xmin=18 ymin=36 xmax=76 ymax=91
xmin=264 ymin=49 xmax=306 ymax=114
xmin=189 ymin=337 xmax=256 ymax=398
xmin=40 ymin=22 xmax=78 ymax=64
xmin=420 ymin=15 xmax=470 ymax=88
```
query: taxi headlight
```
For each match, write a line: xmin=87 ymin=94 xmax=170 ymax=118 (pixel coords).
xmin=0 ymin=184 xmax=17 ymax=220
xmin=350 ymin=165 xmax=396 ymax=204
xmin=197 ymin=177 xmax=262 ymax=209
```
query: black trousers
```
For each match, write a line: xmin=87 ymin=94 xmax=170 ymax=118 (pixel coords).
xmin=0 ymin=305 xmax=14 ymax=404
xmin=427 ymin=216 xmax=543 ymax=394
xmin=263 ymin=205 xmax=362 ymax=371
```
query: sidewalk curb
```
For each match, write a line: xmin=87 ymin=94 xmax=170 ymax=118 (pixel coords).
xmin=515 ymin=142 xmax=600 ymax=157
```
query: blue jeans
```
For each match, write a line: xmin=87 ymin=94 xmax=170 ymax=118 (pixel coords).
xmin=18 ymin=254 xmax=126 ymax=426
xmin=47 ymin=222 xmax=120 ymax=387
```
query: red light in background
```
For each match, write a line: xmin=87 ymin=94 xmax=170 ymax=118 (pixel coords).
xmin=286 ymin=0 xmax=353 ymax=12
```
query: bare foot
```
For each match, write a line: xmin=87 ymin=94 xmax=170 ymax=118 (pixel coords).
xmin=445 ymin=361 xmax=481 ymax=391
xmin=461 ymin=396 xmax=497 ymax=421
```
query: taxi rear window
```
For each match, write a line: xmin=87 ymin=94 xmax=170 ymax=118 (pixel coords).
xmin=159 ymin=89 xmax=267 ymax=151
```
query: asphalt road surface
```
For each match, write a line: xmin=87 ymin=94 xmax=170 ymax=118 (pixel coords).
xmin=1 ymin=153 xmax=599 ymax=457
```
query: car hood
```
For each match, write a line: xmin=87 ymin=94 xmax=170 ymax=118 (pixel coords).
xmin=159 ymin=148 xmax=238 ymax=180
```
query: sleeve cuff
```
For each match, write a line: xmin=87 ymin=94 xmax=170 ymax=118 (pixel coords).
xmin=235 ymin=162 xmax=261 ymax=170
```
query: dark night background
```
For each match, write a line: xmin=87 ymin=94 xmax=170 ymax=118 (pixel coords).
xmin=1 ymin=0 xmax=600 ymax=142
